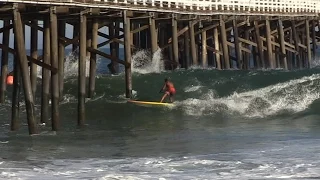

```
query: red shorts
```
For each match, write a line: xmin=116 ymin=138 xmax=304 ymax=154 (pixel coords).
xmin=166 ymin=88 xmax=176 ymax=96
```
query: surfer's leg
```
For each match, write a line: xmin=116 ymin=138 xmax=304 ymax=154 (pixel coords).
xmin=160 ymin=92 xmax=169 ymax=102
xmin=169 ymin=93 xmax=174 ymax=103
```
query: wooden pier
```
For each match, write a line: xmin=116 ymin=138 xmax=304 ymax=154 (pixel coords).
xmin=0 ymin=0 xmax=320 ymax=134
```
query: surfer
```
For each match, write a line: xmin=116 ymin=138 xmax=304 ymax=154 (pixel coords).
xmin=160 ymin=78 xmax=176 ymax=103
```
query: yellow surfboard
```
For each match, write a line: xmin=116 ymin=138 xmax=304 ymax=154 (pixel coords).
xmin=127 ymin=100 xmax=175 ymax=107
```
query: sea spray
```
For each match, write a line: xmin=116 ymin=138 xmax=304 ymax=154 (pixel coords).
xmin=132 ymin=48 xmax=164 ymax=74
xmin=37 ymin=48 xmax=93 ymax=78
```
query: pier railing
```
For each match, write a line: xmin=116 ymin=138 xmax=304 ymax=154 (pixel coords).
xmin=1 ymin=0 xmax=320 ymax=15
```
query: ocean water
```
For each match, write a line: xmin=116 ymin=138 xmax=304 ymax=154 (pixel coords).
xmin=1 ymin=48 xmax=320 ymax=179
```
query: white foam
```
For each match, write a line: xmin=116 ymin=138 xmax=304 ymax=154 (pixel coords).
xmin=179 ymin=74 xmax=320 ymax=117
xmin=132 ymin=48 xmax=164 ymax=74
xmin=0 ymin=149 xmax=319 ymax=180
xmin=36 ymin=48 xmax=92 ymax=79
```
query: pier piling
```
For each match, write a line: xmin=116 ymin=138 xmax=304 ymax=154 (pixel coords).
xmin=213 ymin=26 xmax=221 ymax=69
xmin=189 ymin=20 xmax=197 ymax=66
xmin=41 ymin=18 xmax=51 ymax=125
xmin=0 ymin=20 xmax=10 ymax=103
xmin=220 ymin=16 xmax=230 ymax=69
xmin=88 ymin=19 xmax=98 ymax=98
xmin=58 ymin=20 xmax=66 ymax=100
xmin=305 ymin=19 xmax=312 ymax=67
xmin=277 ymin=19 xmax=288 ymax=70
xmin=50 ymin=7 xmax=60 ymax=131
xmin=78 ymin=12 xmax=87 ymax=127
xmin=13 ymin=7 xmax=38 ymax=134
xmin=30 ymin=20 xmax=38 ymax=102
xmin=124 ymin=11 xmax=132 ymax=98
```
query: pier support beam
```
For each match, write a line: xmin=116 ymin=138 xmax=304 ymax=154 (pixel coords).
xmin=124 ymin=11 xmax=132 ymax=98
xmin=58 ymin=20 xmax=65 ymax=99
xmin=243 ymin=28 xmax=250 ymax=69
xmin=88 ymin=19 xmax=98 ymax=98
xmin=265 ymin=19 xmax=274 ymax=68
xmin=172 ymin=15 xmax=179 ymax=64
xmin=233 ymin=19 xmax=242 ymax=69
xmin=184 ymin=28 xmax=190 ymax=69
xmin=292 ymin=21 xmax=301 ymax=69
xmin=277 ymin=19 xmax=288 ymax=70
xmin=30 ymin=20 xmax=38 ymax=102
xmin=13 ymin=7 xmax=38 ymax=134
xmin=41 ymin=18 xmax=50 ymax=124
xmin=220 ymin=16 xmax=230 ymax=69
xmin=201 ymin=28 xmax=207 ymax=68
xmin=189 ymin=20 xmax=197 ymax=66
xmin=78 ymin=12 xmax=87 ymax=126
xmin=311 ymin=20 xmax=317 ymax=59
xmin=50 ymin=7 xmax=60 ymax=130
xmin=109 ymin=22 xmax=119 ymax=74
xmin=213 ymin=26 xmax=221 ymax=69
xmin=0 ymin=20 xmax=10 ymax=103
xmin=149 ymin=13 xmax=158 ymax=54
xmin=254 ymin=21 xmax=264 ymax=69
xmin=305 ymin=19 xmax=312 ymax=68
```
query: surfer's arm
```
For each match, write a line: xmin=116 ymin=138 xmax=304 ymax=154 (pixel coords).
xmin=159 ymin=83 xmax=166 ymax=93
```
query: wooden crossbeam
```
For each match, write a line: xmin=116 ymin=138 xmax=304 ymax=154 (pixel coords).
xmin=131 ymin=24 xmax=149 ymax=34
xmin=59 ymin=36 xmax=79 ymax=46
xmin=87 ymin=47 xmax=130 ymax=67
xmin=0 ymin=43 xmax=57 ymax=72
xmin=206 ymin=45 xmax=223 ymax=55
xmin=97 ymin=34 xmax=124 ymax=48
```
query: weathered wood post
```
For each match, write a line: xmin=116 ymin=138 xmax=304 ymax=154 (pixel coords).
xmin=58 ymin=20 xmax=66 ymax=99
xmin=13 ymin=6 xmax=38 ymax=134
xmin=311 ymin=20 xmax=317 ymax=59
xmin=277 ymin=19 xmax=288 ymax=70
xmin=213 ymin=26 xmax=221 ymax=69
xmin=50 ymin=7 xmax=60 ymax=131
xmin=189 ymin=20 xmax=197 ymax=66
xmin=233 ymin=19 xmax=242 ymax=69
xmin=109 ymin=22 xmax=119 ymax=73
xmin=305 ymin=19 xmax=312 ymax=68
xmin=265 ymin=18 xmax=274 ymax=68
xmin=201 ymin=27 xmax=208 ymax=68
xmin=220 ymin=16 xmax=230 ymax=69
xmin=287 ymin=29 xmax=293 ymax=69
xmin=243 ymin=28 xmax=250 ymax=69
xmin=88 ymin=19 xmax=98 ymax=98
xmin=30 ymin=20 xmax=38 ymax=102
xmin=0 ymin=20 xmax=10 ymax=103
xmin=124 ymin=10 xmax=132 ymax=98
xmin=172 ymin=14 xmax=179 ymax=65
xmin=291 ymin=21 xmax=302 ymax=69
xmin=254 ymin=20 xmax=264 ymax=69
xmin=149 ymin=13 xmax=158 ymax=55
xmin=41 ymin=18 xmax=50 ymax=124
xmin=78 ymin=11 xmax=87 ymax=126
xmin=115 ymin=22 xmax=120 ymax=59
